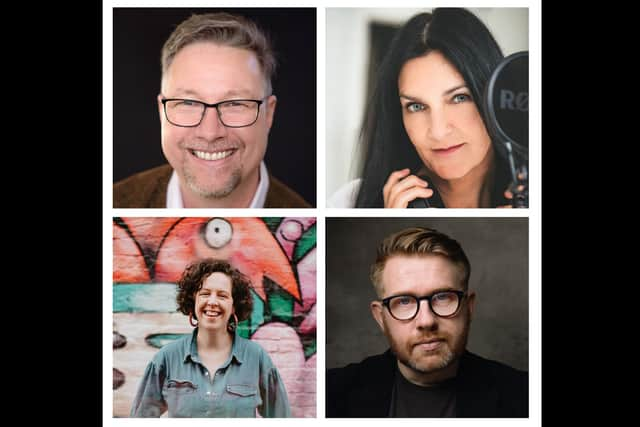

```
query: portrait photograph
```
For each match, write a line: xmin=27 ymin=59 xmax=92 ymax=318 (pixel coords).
xmin=326 ymin=8 xmax=529 ymax=208
xmin=112 ymin=217 xmax=317 ymax=417
xmin=112 ymin=8 xmax=316 ymax=208
xmin=326 ymin=217 xmax=528 ymax=417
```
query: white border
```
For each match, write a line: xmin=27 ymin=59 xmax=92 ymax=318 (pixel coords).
xmin=103 ymin=1 xmax=541 ymax=426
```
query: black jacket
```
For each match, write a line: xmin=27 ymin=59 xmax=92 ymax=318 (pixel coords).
xmin=326 ymin=350 xmax=528 ymax=417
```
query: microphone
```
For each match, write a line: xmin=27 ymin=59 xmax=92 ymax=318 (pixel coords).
xmin=484 ymin=51 xmax=529 ymax=208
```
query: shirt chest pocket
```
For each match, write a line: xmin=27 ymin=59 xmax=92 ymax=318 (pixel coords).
xmin=165 ymin=379 xmax=198 ymax=394
xmin=223 ymin=384 xmax=262 ymax=416
xmin=162 ymin=379 xmax=199 ymax=417
xmin=163 ymin=379 xmax=199 ymax=413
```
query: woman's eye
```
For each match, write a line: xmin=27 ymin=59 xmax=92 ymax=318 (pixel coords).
xmin=406 ymin=103 xmax=425 ymax=113
xmin=452 ymin=93 xmax=471 ymax=103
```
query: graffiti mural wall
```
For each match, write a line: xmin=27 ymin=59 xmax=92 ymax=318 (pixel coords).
xmin=112 ymin=217 xmax=317 ymax=417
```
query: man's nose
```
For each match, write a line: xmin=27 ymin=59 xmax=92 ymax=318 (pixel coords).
xmin=414 ymin=299 xmax=437 ymax=329
xmin=196 ymin=106 xmax=228 ymax=139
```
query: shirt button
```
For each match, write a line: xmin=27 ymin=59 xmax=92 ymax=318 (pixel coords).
xmin=205 ymin=372 xmax=209 ymax=376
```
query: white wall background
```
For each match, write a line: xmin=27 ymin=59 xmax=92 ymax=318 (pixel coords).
xmin=325 ymin=8 xmax=529 ymax=198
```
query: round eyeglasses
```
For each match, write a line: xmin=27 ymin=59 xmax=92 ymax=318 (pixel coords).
xmin=161 ymin=97 xmax=267 ymax=128
xmin=381 ymin=290 xmax=466 ymax=320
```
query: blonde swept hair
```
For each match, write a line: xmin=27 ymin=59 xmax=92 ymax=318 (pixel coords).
xmin=370 ymin=227 xmax=471 ymax=297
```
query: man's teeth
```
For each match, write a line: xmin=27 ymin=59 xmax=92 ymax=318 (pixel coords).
xmin=193 ymin=150 xmax=233 ymax=161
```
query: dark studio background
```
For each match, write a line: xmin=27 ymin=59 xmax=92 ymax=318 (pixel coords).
xmin=326 ymin=217 xmax=528 ymax=372
xmin=113 ymin=8 xmax=317 ymax=206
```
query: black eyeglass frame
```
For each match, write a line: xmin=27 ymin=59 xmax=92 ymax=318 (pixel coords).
xmin=160 ymin=97 xmax=267 ymax=128
xmin=380 ymin=290 xmax=467 ymax=320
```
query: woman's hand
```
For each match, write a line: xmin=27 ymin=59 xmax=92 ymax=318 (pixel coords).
xmin=383 ymin=168 xmax=433 ymax=208
xmin=498 ymin=171 xmax=528 ymax=208
xmin=497 ymin=190 xmax=514 ymax=208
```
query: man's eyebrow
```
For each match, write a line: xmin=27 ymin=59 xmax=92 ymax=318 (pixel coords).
xmin=220 ymin=89 xmax=258 ymax=98
xmin=168 ymin=88 xmax=201 ymax=98
xmin=168 ymin=88 xmax=257 ymax=100
xmin=387 ymin=287 xmax=462 ymax=297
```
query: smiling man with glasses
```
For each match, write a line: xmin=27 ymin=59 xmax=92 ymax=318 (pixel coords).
xmin=114 ymin=12 xmax=310 ymax=208
xmin=326 ymin=226 xmax=527 ymax=417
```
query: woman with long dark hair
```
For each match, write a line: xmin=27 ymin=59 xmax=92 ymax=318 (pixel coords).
xmin=329 ymin=8 xmax=520 ymax=208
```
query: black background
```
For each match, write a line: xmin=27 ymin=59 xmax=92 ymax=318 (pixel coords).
xmin=113 ymin=8 xmax=317 ymax=205
xmin=326 ymin=217 xmax=528 ymax=372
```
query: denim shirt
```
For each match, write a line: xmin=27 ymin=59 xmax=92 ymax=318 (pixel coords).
xmin=130 ymin=328 xmax=290 ymax=417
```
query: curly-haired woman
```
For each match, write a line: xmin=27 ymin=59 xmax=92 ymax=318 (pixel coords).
xmin=131 ymin=259 xmax=290 ymax=417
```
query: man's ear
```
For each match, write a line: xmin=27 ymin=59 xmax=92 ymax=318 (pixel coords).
xmin=466 ymin=290 xmax=476 ymax=318
xmin=370 ymin=300 xmax=386 ymax=333
xmin=265 ymin=94 xmax=277 ymax=130
xmin=157 ymin=94 xmax=164 ymax=123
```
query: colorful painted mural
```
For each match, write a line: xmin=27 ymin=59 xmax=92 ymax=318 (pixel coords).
xmin=112 ymin=217 xmax=317 ymax=417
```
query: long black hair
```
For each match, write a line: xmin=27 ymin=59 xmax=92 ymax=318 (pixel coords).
xmin=355 ymin=8 xmax=509 ymax=207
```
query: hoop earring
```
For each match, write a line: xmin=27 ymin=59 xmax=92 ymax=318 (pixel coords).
xmin=227 ymin=313 xmax=239 ymax=332
xmin=189 ymin=313 xmax=198 ymax=327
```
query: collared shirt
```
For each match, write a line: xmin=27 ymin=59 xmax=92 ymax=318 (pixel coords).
xmin=166 ymin=161 xmax=270 ymax=208
xmin=130 ymin=328 xmax=290 ymax=418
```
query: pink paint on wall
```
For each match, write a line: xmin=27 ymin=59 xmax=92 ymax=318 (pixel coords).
xmin=113 ymin=217 xmax=316 ymax=417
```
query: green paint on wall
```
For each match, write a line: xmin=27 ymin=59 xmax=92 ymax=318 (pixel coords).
xmin=237 ymin=320 xmax=250 ymax=339
xmin=303 ymin=338 xmax=317 ymax=359
xmin=249 ymin=289 xmax=265 ymax=336
xmin=145 ymin=333 xmax=189 ymax=348
xmin=261 ymin=217 xmax=283 ymax=233
xmin=268 ymin=285 xmax=294 ymax=323
xmin=113 ymin=284 xmax=177 ymax=312
xmin=294 ymin=222 xmax=316 ymax=263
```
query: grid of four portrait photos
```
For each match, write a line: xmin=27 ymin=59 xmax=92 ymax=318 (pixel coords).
xmin=108 ymin=4 xmax=537 ymax=424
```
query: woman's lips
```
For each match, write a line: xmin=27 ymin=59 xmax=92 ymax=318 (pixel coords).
xmin=432 ymin=143 xmax=465 ymax=155
xmin=203 ymin=310 xmax=222 ymax=318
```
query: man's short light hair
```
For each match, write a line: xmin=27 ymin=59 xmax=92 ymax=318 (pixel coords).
xmin=161 ymin=12 xmax=276 ymax=95
xmin=370 ymin=227 xmax=471 ymax=297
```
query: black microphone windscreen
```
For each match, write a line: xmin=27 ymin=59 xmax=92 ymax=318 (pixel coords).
xmin=485 ymin=51 xmax=528 ymax=160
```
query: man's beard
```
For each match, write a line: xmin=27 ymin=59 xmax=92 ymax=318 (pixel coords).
xmin=394 ymin=340 xmax=456 ymax=374
xmin=390 ymin=335 xmax=456 ymax=374
xmin=184 ymin=168 xmax=242 ymax=199
xmin=387 ymin=317 xmax=471 ymax=375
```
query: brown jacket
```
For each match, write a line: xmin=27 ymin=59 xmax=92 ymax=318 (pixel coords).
xmin=113 ymin=164 xmax=311 ymax=208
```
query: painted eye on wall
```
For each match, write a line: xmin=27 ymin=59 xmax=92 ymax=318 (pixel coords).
xmin=204 ymin=218 xmax=233 ymax=248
